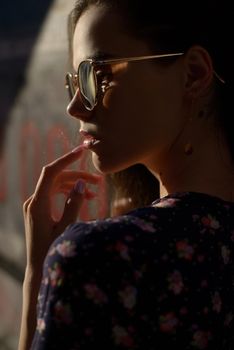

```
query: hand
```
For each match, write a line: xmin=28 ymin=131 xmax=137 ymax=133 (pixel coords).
xmin=23 ymin=145 xmax=101 ymax=271
xmin=19 ymin=145 xmax=102 ymax=350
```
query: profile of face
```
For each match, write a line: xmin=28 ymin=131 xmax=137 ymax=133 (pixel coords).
xmin=68 ymin=4 xmax=187 ymax=174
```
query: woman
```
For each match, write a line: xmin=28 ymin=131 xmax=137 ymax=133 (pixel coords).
xmin=19 ymin=0 xmax=234 ymax=349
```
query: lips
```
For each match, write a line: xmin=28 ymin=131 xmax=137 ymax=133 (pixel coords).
xmin=83 ymin=139 xmax=100 ymax=148
xmin=80 ymin=129 xmax=100 ymax=148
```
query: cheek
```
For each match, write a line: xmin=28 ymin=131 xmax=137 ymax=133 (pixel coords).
xmin=102 ymin=82 xmax=159 ymax=146
xmin=103 ymin=81 xmax=148 ymax=124
xmin=102 ymin=69 xmax=183 ymax=152
xmin=102 ymin=81 xmax=133 ymax=115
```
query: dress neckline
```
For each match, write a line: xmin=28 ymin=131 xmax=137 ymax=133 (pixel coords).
xmin=152 ymin=191 xmax=234 ymax=207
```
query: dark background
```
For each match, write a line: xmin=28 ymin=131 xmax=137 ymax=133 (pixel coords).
xmin=0 ymin=0 xmax=54 ymax=146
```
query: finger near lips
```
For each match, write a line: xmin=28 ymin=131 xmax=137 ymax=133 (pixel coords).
xmin=48 ymin=145 xmax=85 ymax=169
xmin=24 ymin=145 xmax=102 ymax=220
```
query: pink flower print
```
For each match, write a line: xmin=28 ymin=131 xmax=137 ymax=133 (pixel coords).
xmin=159 ymin=312 xmax=179 ymax=333
xmin=48 ymin=245 xmax=57 ymax=256
xmin=42 ymin=276 xmax=49 ymax=286
xmin=200 ymin=279 xmax=208 ymax=288
xmin=115 ymin=242 xmax=131 ymax=261
xmin=48 ymin=263 xmax=64 ymax=287
xmin=112 ymin=325 xmax=135 ymax=347
xmin=84 ymin=283 xmax=108 ymax=305
xmin=176 ymin=240 xmax=194 ymax=260
xmin=212 ymin=292 xmax=222 ymax=313
xmin=153 ymin=198 xmax=179 ymax=208
xmin=37 ymin=293 xmax=43 ymax=307
xmin=118 ymin=286 xmax=137 ymax=310
xmin=201 ymin=215 xmax=220 ymax=230
xmin=37 ymin=318 xmax=46 ymax=334
xmin=168 ymin=270 xmax=184 ymax=295
xmin=221 ymin=245 xmax=230 ymax=264
xmin=192 ymin=330 xmax=212 ymax=349
xmin=56 ymin=240 xmax=76 ymax=257
xmin=54 ymin=301 xmax=73 ymax=324
xmin=134 ymin=268 xmax=145 ymax=281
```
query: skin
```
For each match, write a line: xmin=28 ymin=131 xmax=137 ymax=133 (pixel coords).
xmin=68 ymin=4 xmax=234 ymax=201
xmin=69 ymin=5 xmax=186 ymax=174
xmin=19 ymin=3 xmax=234 ymax=349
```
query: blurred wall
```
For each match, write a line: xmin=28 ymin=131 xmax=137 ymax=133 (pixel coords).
xmin=0 ymin=1 xmax=108 ymax=348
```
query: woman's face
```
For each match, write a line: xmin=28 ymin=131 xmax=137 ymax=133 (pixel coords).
xmin=68 ymin=4 xmax=186 ymax=174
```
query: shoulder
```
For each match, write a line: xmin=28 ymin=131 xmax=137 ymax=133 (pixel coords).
xmin=46 ymin=207 xmax=158 ymax=262
xmin=43 ymin=204 xmax=168 ymax=276
xmin=48 ymin=197 xmax=181 ymax=252
xmin=44 ymin=191 xmax=233 ymax=268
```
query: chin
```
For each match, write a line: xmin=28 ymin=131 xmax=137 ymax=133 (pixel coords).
xmin=91 ymin=152 xmax=132 ymax=174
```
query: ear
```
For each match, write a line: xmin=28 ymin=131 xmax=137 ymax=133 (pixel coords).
xmin=183 ymin=45 xmax=214 ymax=98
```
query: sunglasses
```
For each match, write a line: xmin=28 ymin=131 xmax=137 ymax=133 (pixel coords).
xmin=65 ymin=52 xmax=184 ymax=111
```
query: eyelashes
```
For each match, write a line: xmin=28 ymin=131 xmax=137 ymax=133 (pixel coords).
xmin=96 ymin=69 xmax=113 ymax=93
xmin=96 ymin=69 xmax=112 ymax=80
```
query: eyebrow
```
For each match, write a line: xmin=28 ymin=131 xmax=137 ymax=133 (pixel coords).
xmin=73 ymin=51 xmax=118 ymax=72
xmin=89 ymin=51 xmax=119 ymax=61
xmin=73 ymin=51 xmax=119 ymax=72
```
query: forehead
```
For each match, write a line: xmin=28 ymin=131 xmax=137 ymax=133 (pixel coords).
xmin=72 ymin=4 xmax=151 ymax=69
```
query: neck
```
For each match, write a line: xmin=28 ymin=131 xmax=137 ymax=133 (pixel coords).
xmin=147 ymin=125 xmax=234 ymax=203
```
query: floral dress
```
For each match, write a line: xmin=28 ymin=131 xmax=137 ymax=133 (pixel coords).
xmin=31 ymin=192 xmax=234 ymax=349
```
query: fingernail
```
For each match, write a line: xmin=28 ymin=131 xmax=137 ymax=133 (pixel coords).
xmin=72 ymin=145 xmax=85 ymax=153
xmin=73 ymin=179 xmax=85 ymax=194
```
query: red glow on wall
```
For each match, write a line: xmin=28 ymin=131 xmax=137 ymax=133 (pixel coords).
xmin=20 ymin=122 xmax=41 ymax=202
xmin=46 ymin=125 xmax=70 ymax=163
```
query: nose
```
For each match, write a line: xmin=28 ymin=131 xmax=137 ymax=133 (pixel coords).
xmin=66 ymin=89 xmax=91 ymax=121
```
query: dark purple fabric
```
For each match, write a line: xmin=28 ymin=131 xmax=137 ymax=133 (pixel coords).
xmin=31 ymin=192 xmax=234 ymax=349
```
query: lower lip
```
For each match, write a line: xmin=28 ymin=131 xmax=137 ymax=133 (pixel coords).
xmin=83 ymin=138 xmax=101 ymax=149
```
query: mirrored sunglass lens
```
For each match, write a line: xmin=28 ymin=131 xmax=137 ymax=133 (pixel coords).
xmin=79 ymin=61 xmax=96 ymax=110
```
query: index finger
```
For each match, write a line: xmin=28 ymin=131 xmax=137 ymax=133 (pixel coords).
xmin=34 ymin=144 xmax=86 ymax=195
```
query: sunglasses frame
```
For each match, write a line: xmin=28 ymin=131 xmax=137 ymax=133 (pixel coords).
xmin=65 ymin=51 xmax=225 ymax=111
xmin=66 ymin=52 xmax=184 ymax=110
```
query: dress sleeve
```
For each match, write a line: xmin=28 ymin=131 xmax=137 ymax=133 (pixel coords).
xmin=31 ymin=219 xmax=158 ymax=349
